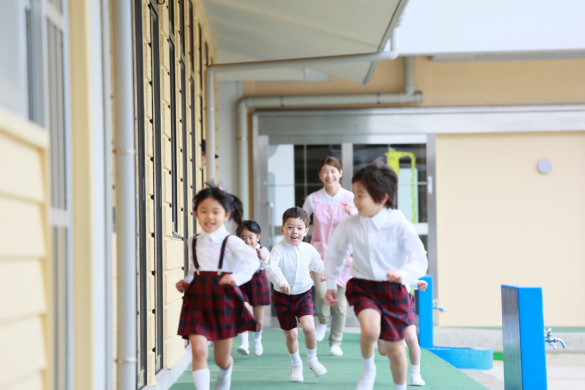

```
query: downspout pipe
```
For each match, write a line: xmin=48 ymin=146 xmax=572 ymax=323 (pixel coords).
xmin=205 ymin=30 xmax=401 ymax=183
xmin=235 ymin=56 xmax=422 ymax=217
xmin=111 ymin=1 xmax=137 ymax=389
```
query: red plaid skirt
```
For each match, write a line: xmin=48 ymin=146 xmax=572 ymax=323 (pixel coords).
xmin=272 ymin=289 xmax=313 ymax=331
xmin=346 ymin=278 xmax=413 ymax=342
xmin=239 ymin=270 xmax=271 ymax=306
xmin=178 ymin=272 xmax=257 ymax=341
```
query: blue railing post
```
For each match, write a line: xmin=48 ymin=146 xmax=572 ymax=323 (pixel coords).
xmin=501 ymin=285 xmax=547 ymax=390
xmin=418 ymin=275 xmax=433 ymax=348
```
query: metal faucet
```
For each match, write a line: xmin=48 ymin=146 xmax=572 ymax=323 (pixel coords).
xmin=544 ymin=328 xmax=566 ymax=350
xmin=433 ymin=299 xmax=446 ymax=313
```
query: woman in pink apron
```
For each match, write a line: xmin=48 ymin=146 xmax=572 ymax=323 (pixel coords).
xmin=302 ymin=156 xmax=356 ymax=356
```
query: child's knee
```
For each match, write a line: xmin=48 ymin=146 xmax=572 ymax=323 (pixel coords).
xmin=284 ymin=330 xmax=297 ymax=343
xmin=191 ymin=342 xmax=208 ymax=361
xmin=404 ymin=330 xmax=417 ymax=347
xmin=385 ymin=343 xmax=406 ymax=361
xmin=361 ymin=325 xmax=379 ymax=341
xmin=214 ymin=355 xmax=232 ymax=370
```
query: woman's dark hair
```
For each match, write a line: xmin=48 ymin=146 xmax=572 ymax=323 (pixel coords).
xmin=282 ymin=207 xmax=310 ymax=227
xmin=236 ymin=220 xmax=262 ymax=238
xmin=193 ymin=183 xmax=244 ymax=225
xmin=352 ymin=161 xmax=398 ymax=209
xmin=318 ymin=156 xmax=344 ymax=187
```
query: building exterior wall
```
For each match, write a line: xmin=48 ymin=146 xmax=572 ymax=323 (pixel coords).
xmin=0 ymin=108 xmax=49 ymax=390
xmin=135 ymin=0 xmax=215 ymax=385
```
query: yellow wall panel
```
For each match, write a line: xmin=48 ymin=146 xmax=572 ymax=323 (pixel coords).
xmin=147 ymin=273 xmax=155 ymax=313
xmin=146 ymin=160 xmax=154 ymax=196
xmin=164 ymin=299 xmax=182 ymax=340
xmin=144 ymin=42 xmax=152 ymax=83
xmin=147 ymin=350 xmax=156 ymax=385
xmin=163 ymin=136 xmax=172 ymax=171
xmin=5 ymin=373 xmax=43 ymax=390
xmin=164 ymin=269 xmax=184 ymax=305
xmin=163 ymin=239 xmax=184 ymax=270
xmin=0 ymin=259 xmax=46 ymax=323
xmin=0 ymin=135 xmax=44 ymax=203
xmin=162 ymin=105 xmax=172 ymax=139
xmin=163 ymin=204 xmax=173 ymax=238
xmin=0 ymin=199 xmax=45 ymax=258
xmin=163 ymin=171 xmax=172 ymax=205
xmin=164 ymin=335 xmax=186 ymax=369
xmin=146 ymin=198 xmax=155 ymax=234
xmin=146 ymin=120 xmax=153 ymax=158
xmin=145 ymin=81 xmax=153 ymax=121
xmin=161 ymin=69 xmax=171 ymax=106
xmin=147 ymin=312 xmax=156 ymax=352
xmin=160 ymin=32 xmax=170 ymax=73
xmin=436 ymin=132 xmax=585 ymax=326
xmin=0 ymin=316 xmax=46 ymax=389
xmin=142 ymin=2 xmax=151 ymax=44
xmin=147 ymin=235 xmax=155 ymax=272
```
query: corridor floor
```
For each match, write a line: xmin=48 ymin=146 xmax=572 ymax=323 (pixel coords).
xmin=169 ymin=329 xmax=488 ymax=389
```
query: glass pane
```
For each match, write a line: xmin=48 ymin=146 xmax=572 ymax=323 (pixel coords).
xmin=353 ymin=144 xmax=427 ymax=223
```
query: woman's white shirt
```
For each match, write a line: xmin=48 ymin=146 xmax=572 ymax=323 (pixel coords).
xmin=183 ymin=224 xmax=259 ymax=286
xmin=324 ymin=208 xmax=428 ymax=290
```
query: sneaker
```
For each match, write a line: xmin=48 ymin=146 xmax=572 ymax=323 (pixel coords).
xmin=315 ymin=323 xmax=327 ymax=342
xmin=356 ymin=372 xmax=376 ymax=390
xmin=237 ymin=344 xmax=249 ymax=355
xmin=330 ymin=344 xmax=343 ymax=356
xmin=290 ymin=365 xmax=304 ymax=382
xmin=254 ymin=340 xmax=263 ymax=356
xmin=213 ymin=376 xmax=231 ymax=390
xmin=308 ymin=359 xmax=327 ymax=377
xmin=411 ymin=374 xmax=426 ymax=386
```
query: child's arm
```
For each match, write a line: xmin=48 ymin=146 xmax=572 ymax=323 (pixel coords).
xmin=307 ymin=246 xmax=326 ymax=281
xmin=265 ymin=246 xmax=290 ymax=292
xmin=228 ymin=239 xmax=260 ymax=286
xmin=397 ymin=221 xmax=428 ymax=288
xmin=324 ymin=219 xmax=351 ymax=290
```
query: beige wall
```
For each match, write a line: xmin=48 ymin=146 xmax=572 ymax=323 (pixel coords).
xmin=436 ymin=131 xmax=585 ymax=326
xmin=0 ymin=108 xmax=49 ymax=390
xmin=243 ymin=57 xmax=585 ymax=106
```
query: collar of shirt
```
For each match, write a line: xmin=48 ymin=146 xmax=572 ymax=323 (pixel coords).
xmin=319 ymin=186 xmax=343 ymax=201
xmin=198 ymin=224 xmax=228 ymax=243
xmin=358 ymin=208 xmax=393 ymax=230
xmin=280 ymin=238 xmax=304 ymax=253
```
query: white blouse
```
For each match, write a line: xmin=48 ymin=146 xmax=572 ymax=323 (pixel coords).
xmin=324 ymin=208 xmax=428 ymax=290
xmin=183 ymin=224 xmax=259 ymax=286
xmin=267 ymin=239 xmax=324 ymax=295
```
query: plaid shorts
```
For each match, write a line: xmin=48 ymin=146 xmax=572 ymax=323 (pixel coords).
xmin=240 ymin=270 xmax=271 ymax=306
xmin=272 ymin=289 xmax=314 ymax=331
xmin=178 ymin=272 xmax=257 ymax=341
xmin=346 ymin=278 xmax=413 ymax=342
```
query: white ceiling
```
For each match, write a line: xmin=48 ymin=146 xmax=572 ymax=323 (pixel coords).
xmin=202 ymin=0 xmax=409 ymax=84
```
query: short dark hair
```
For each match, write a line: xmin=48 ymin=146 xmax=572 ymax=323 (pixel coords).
xmin=352 ymin=161 xmax=398 ymax=209
xmin=282 ymin=207 xmax=310 ymax=227
xmin=193 ymin=183 xmax=244 ymax=225
xmin=236 ymin=220 xmax=262 ymax=237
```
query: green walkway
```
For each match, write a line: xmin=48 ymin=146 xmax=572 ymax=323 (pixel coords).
xmin=170 ymin=329 xmax=488 ymax=389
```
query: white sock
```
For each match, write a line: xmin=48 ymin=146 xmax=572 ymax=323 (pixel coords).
xmin=356 ymin=356 xmax=376 ymax=389
xmin=362 ymin=355 xmax=375 ymax=373
xmin=290 ymin=351 xmax=302 ymax=367
xmin=240 ymin=332 xmax=249 ymax=346
xmin=253 ymin=330 xmax=262 ymax=342
xmin=217 ymin=360 xmax=233 ymax=380
xmin=192 ymin=368 xmax=210 ymax=390
xmin=411 ymin=364 xmax=421 ymax=376
xmin=307 ymin=348 xmax=317 ymax=363
xmin=394 ymin=383 xmax=407 ymax=390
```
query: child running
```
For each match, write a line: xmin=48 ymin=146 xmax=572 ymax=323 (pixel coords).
xmin=176 ymin=184 xmax=259 ymax=390
xmin=378 ymin=279 xmax=429 ymax=386
xmin=266 ymin=207 xmax=328 ymax=382
xmin=236 ymin=220 xmax=271 ymax=356
xmin=324 ymin=162 xmax=428 ymax=390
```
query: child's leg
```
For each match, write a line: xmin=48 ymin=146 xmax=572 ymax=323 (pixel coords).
xmin=356 ymin=309 xmax=381 ymax=389
xmin=189 ymin=334 xmax=210 ymax=390
xmin=298 ymin=314 xmax=317 ymax=350
xmin=252 ymin=306 xmax=264 ymax=331
xmin=377 ymin=339 xmax=387 ymax=356
xmin=299 ymin=315 xmax=327 ymax=376
xmin=214 ymin=339 xmax=234 ymax=390
xmin=404 ymin=325 xmax=420 ymax=365
xmin=283 ymin=328 xmax=299 ymax=354
xmin=383 ymin=340 xmax=408 ymax=387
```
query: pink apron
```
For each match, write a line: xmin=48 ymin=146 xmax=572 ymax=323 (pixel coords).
xmin=311 ymin=191 xmax=353 ymax=288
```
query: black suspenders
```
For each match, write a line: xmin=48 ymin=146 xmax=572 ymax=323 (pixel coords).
xmin=191 ymin=234 xmax=231 ymax=276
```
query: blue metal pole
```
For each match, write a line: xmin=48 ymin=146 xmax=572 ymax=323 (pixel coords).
xmin=418 ymin=275 xmax=434 ymax=348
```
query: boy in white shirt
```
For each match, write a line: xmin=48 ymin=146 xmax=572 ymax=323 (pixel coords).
xmin=324 ymin=162 xmax=428 ymax=390
xmin=267 ymin=207 xmax=328 ymax=382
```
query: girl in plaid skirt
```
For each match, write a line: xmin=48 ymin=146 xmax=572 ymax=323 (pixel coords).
xmin=176 ymin=184 xmax=259 ymax=390
xmin=235 ymin=220 xmax=271 ymax=356
xmin=324 ymin=162 xmax=428 ymax=390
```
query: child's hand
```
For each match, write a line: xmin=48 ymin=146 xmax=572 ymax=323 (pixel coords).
xmin=320 ymin=271 xmax=326 ymax=282
xmin=176 ymin=280 xmax=188 ymax=293
xmin=343 ymin=202 xmax=357 ymax=216
xmin=279 ymin=284 xmax=291 ymax=295
xmin=386 ymin=268 xmax=402 ymax=283
xmin=417 ymin=280 xmax=428 ymax=291
xmin=219 ymin=274 xmax=236 ymax=285
xmin=256 ymin=247 xmax=266 ymax=261
xmin=325 ymin=289 xmax=337 ymax=306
